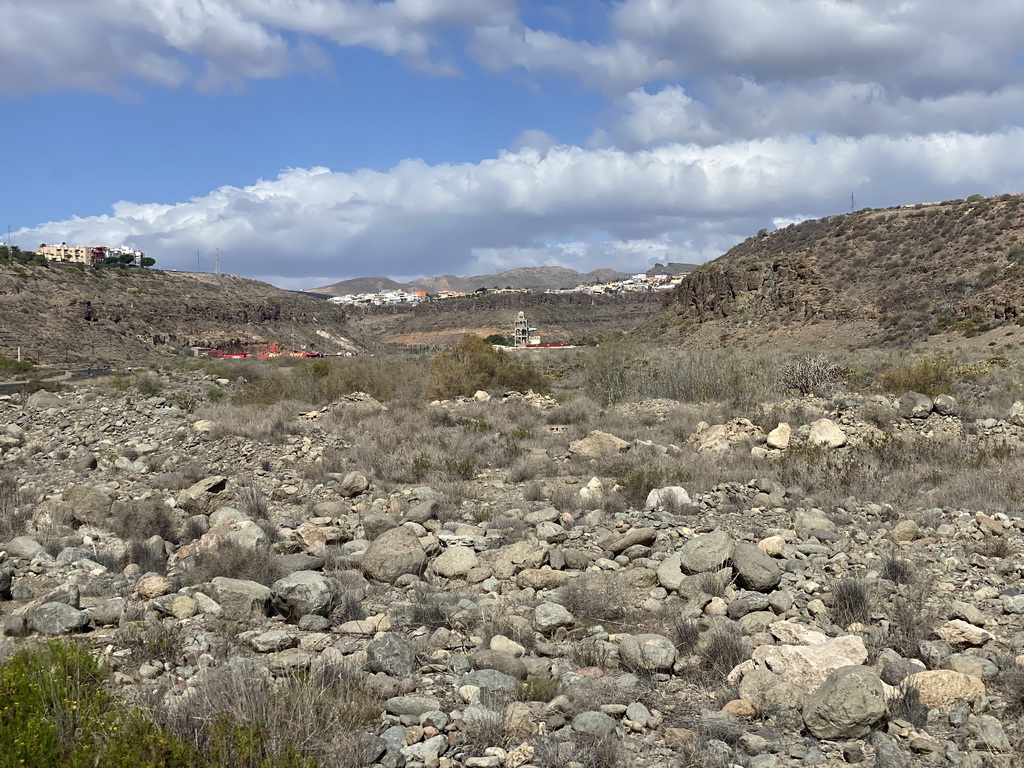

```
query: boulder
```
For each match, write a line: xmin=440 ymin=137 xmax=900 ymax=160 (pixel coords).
xmin=339 ymin=471 xmax=369 ymax=498
xmin=902 ymin=670 xmax=986 ymax=710
xmin=271 ymin=570 xmax=337 ymax=619
xmin=898 ymin=391 xmax=934 ymax=419
xmin=367 ymin=633 xmax=416 ymax=678
xmin=572 ymin=710 xmax=618 ymax=737
xmin=31 ymin=602 xmax=91 ymax=635
xmin=431 ymin=545 xmax=479 ymax=579
xmin=211 ymin=577 xmax=273 ymax=620
xmin=803 ymin=666 xmax=887 ymax=739
xmin=731 ymin=541 xmax=782 ymax=592
xmin=936 ymin=619 xmax=992 ymax=647
xmin=4 ymin=536 xmax=46 ymax=560
xmin=734 ymin=634 xmax=869 ymax=712
xmin=361 ymin=526 xmax=426 ymax=583
xmin=679 ymin=529 xmax=734 ymax=573
xmin=644 ymin=486 xmax=691 ymax=511
xmin=766 ymin=422 xmax=792 ymax=450
xmin=177 ymin=476 xmax=228 ymax=513
xmin=933 ymin=394 xmax=959 ymax=416
xmin=533 ymin=602 xmax=574 ymax=634
xmin=568 ymin=431 xmax=630 ymax=458
xmin=65 ymin=485 xmax=113 ymax=526
xmin=617 ymin=633 xmax=677 ymax=672
xmin=808 ymin=419 xmax=847 ymax=448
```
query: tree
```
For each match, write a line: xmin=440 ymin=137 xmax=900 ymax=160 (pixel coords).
xmin=483 ymin=334 xmax=511 ymax=346
xmin=425 ymin=336 xmax=548 ymax=400
xmin=140 ymin=256 xmax=156 ymax=268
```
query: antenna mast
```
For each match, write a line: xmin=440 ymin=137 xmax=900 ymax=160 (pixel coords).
xmin=196 ymin=250 xmax=201 ymax=271
xmin=215 ymin=247 xmax=221 ymax=275
xmin=850 ymin=192 xmax=857 ymax=213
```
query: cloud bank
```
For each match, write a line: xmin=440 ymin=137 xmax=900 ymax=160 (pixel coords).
xmin=7 ymin=0 xmax=1024 ymax=287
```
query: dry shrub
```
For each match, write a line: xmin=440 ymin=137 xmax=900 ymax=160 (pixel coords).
xmin=198 ymin=401 xmax=301 ymax=442
xmin=889 ymin=684 xmax=928 ymax=730
xmin=556 ymin=572 xmax=636 ymax=625
xmin=569 ymin=641 xmax=611 ymax=670
xmin=532 ymin=733 xmax=622 ymax=768
xmin=883 ymin=579 xmax=937 ymax=658
xmin=234 ymin=478 xmax=269 ymax=519
xmin=780 ymin=353 xmax=845 ymax=395
xmin=828 ymin=577 xmax=874 ymax=628
xmin=880 ymin=553 xmax=914 ymax=585
xmin=151 ymin=664 xmax=382 ymax=768
xmin=112 ymin=500 xmax=179 ymax=543
xmin=693 ymin=625 xmax=750 ymax=682
xmin=179 ymin=542 xmax=284 ymax=587
xmin=129 ymin=538 xmax=170 ymax=575
xmin=0 ymin=473 xmax=30 ymax=541
xmin=117 ymin=618 xmax=185 ymax=666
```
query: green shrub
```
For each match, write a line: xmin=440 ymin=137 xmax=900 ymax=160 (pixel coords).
xmin=0 ymin=354 xmax=35 ymax=375
xmin=424 ymin=337 xmax=549 ymax=400
xmin=875 ymin=355 xmax=955 ymax=396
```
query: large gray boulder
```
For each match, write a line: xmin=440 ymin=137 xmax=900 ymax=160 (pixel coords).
xmin=339 ymin=471 xmax=369 ymax=498
xmin=271 ymin=570 xmax=337 ymax=619
xmin=65 ymin=485 xmax=113 ymax=526
xmin=898 ymin=391 xmax=934 ymax=419
xmin=803 ymin=665 xmax=887 ymax=739
xmin=31 ymin=602 xmax=91 ymax=635
xmin=360 ymin=527 xmax=426 ymax=583
xmin=3 ymin=536 xmax=44 ymax=560
xmin=367 ymin=633 xmax=417 ymax=678
xmin=731 ymin=541 xmax=782 ymax=592
xmin=431 ymin=545 xmax=478 ymax=579
xmin=617 ymin=633 xmax=677 ymax=672
xmin=211 ymin=577 xmax=273 ymax=619
xmin=679 ymin=529 xmax=734 ymax=573
xmin=534 ymin=602 xmax=574 ymax=634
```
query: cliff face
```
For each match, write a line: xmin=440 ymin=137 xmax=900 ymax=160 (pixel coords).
xmin=0 ymin=266 xmax=362 ymax=364
xmin=650 ymin=193 xmax=1024 ymax=347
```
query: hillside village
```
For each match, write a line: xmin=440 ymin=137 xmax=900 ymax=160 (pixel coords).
xmin=326 ymin=271 xmax=688 ymax=307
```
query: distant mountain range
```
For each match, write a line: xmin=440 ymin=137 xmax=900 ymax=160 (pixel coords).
xmin=307 ymin=263 xmax=701 ymax=297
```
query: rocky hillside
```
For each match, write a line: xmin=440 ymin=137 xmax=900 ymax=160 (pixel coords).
xmin=312 ymin=266 xmax=632 ymax=296
xmin=650 ymin=193 xmax=1024 ymax=349
xmin=345 ymin=291 xmax=665 ymax=348
xmin=1 ymin=369 xmax=1024 ymax=766
xmin=0 ymin=264 xmax=363 ymax=364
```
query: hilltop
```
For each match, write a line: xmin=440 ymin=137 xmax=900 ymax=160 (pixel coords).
xmin=310 ymin=265 xmax=633 ymax=296
xmin=648 ymin=193 xmax=1024 ymax=349
xmin=0 ymin=264 xmax=362 ymax=364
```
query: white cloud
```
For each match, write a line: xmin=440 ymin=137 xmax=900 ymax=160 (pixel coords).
xmin=19 ymin=130 xmax=1024 ymax=287
xmin=0 ymin=0 xmax=516 ymax=93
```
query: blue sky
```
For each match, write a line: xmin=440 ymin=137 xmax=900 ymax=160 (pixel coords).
xmin=3 ymin=1 xmax=1024 ymax=289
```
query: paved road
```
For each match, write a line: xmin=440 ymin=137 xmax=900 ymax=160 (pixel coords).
xmin=0 ymin=367 xmax=113 ymax=395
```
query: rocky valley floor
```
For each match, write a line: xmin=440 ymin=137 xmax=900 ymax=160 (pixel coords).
xmin=2 ymin=358 xmax=1024 ymax=768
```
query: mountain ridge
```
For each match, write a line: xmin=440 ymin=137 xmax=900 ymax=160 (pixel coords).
xmin=645 ymin=193 xmax=1024 ymax=349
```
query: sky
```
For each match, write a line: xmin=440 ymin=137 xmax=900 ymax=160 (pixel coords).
xmin=3 ymin=1 xmax=1024 ymax=290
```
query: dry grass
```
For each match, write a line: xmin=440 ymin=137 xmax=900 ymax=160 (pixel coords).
xmin=149 ymin=663 xmax=383 ymax=768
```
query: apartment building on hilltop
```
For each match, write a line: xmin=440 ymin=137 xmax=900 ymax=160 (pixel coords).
xmin=37 ymin=243 xmax=145 ymax=266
